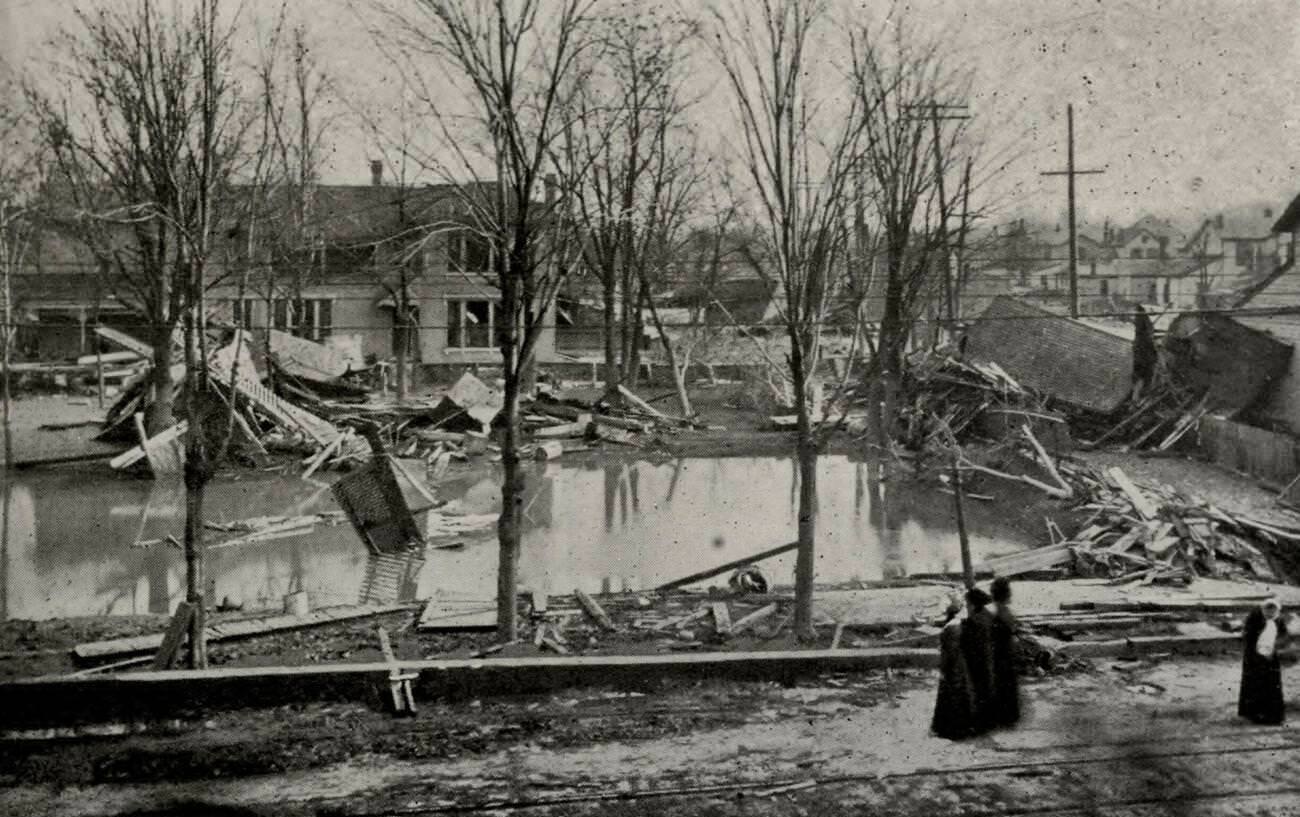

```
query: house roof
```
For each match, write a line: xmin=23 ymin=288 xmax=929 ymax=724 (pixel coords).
xmin=961 ymin=295 xmax=1133 ymax=413
xmin=1235 ymin=258 xmax=1297 ymax=309
xmin=1214 ymin=205 xmax=1279 ymax=240
xmin=1116 ymin=215 xmax=1185 ymax=247
xmin=1272 ymin=192 xmax=1300 ymax=233
xmin=308 ymin=183 xmax=495 ymax=245
xmin=1085 ymin=257 xmax=1213 ymax=279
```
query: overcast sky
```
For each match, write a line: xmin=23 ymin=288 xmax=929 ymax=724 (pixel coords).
xmin=3 ymin=0 xmax=1297 ymax=231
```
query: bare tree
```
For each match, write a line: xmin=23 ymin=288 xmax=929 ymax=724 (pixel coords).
xmin=33 ymin=0 xmax=251 ymax=667
xmin=708 ymin=0 xmax=864 ymax=639
xmin=848 ymin=17 xmax=976 ymax=443
xmin=372 ymin=0 xmax=598 ymax=641
xmin=0 ymin=69 xmax=40 ymax=466
xmin=563 ymin=6 xmax=697 ymax=398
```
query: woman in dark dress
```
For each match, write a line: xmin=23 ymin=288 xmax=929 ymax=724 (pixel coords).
xmin=990 ymin=577 xmax=1021 ymax=727
xmin=932 ymin=599 xmax=976 ymax=740
xmin=1239 ymin=598 xmax=1287 ymax=725
xmin=961 ymin=587 xmax=997 ymax=735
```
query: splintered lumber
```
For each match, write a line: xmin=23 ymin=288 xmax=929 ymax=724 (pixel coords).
xmin=110 ymin=418 xmax=189 ymax=471
xmin=534 ymin=441 xmax=565 ymax=461
xmin=959 ymin=460 xmax=1071 ymax=500
xmin=534 ymin=421 xmax=587 ymax=439
xmin=575 ymin=589 xmax=616 ymax=631
xmin=656 ymin=541 xmax=800 ymax=592
xmin=977 ymin=544 xmax=1073 ymax=578
xmin=390 ymin=454 xmax=440 ymax=511
xmin=95 ymin=325 xmax=155 ymax=358
xmin=711 ymin=602 xmax=733 ymax=636
xmin=830 ymin=622 xmax=846 ymax=650
xmin=1107 ymin=467 xmax=1158 ymax=520
xmin=731 ymin=603 xmax=779 ymax=636
xmin=618 ymin=384 xmax=667 ymax=419
xmin=1021 ymin=424 xmax=1072 ymax=498
xmin=652 ymin=606 xmax=710 ymax=631
xmin=73 ymin=604 xmax=410 ymax=662
xmin=151 ymin=602 xmax=195 ymax=670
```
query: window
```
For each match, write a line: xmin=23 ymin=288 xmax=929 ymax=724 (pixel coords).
xmin=1146 ymin=282 xmax=1158 ymax=303
xmin=230 ymin=298 xmax=257 ymax=329
xmin=448 ymin=230 xmax=492 ymax=272
xmin=446 ymin=298 xmax=502 ymax=349
xmin=1130 ymin=249 xmax=1141 ymax=259
xmin=1039 ymin=275 xmax=1047 ymax=290
xmin=272 ymin=298 xmax=333 ymax=341
xmin=1099 ymin=279 xmax=1109 ymax=296
xmin=1163 ymin=279 xmax=1171 ymax=303
xmin=1235 ymin=240 xmax=1253 ymax=268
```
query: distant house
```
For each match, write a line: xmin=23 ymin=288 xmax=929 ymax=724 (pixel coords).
xmin=1114 ymin=215 xmax=1186 ymax=260
xmin=1183 ymin=204 xmax=1283 ymax=291
xmin=15 ymin=168 xmax=562 ymax=370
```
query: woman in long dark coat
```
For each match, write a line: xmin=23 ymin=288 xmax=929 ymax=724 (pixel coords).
xmin=961 ymin=587 xmax=997 ymax=734
xmin=1239 ymin=599 xmax=1287 ymax=725
xmin=990 ymin=577 xmax=1021 ymax=727
xmin=932 ymin=600 xmax=976 ymax=740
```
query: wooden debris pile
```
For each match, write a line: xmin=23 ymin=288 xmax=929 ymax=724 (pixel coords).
xmin=1056 ymin=464 xmax=1295 ymax=584
xmin=896 ymin=354 xmax=1063 ymax=451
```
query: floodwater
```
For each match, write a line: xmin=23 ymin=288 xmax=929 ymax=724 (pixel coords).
xmin=0 ymin=456 xmax=1037 ymax=621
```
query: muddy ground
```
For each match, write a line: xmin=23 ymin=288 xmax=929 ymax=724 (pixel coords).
xmin=5 ymin=653 xmax=1299 ymax=816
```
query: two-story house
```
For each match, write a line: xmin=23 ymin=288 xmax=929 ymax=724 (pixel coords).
xmin=1183 ymin=205 xmax=1282 ymax=291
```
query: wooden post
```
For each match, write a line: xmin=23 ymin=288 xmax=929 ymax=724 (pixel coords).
xmin=96 ymin=343 xmax=105 ymax=409
xmin=952 ymin=459 xmax=974 ymax=589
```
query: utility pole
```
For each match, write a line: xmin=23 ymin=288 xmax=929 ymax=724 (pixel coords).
xmin=1041 ymin=104 xmax=1104 ymax=318
xmin=904 ymin=103 xmax=970 ymax=334
xmin=954 ymin=157 xmax=973 ymax=323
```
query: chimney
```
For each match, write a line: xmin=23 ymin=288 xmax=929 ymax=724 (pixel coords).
xmin=369 ymin=159 xmax=383 ymax=186
xmin=543 ymin=173 xmax=558 ymax=205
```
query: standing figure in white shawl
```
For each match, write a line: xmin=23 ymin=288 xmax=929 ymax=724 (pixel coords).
xmin=1239 ymin=598 xmax=1287 ymax=725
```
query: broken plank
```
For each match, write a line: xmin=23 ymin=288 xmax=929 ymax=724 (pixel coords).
xmin=1106 ymin=467 xmax=1159 ymax=520
xmin=151 ymin=602 xmax=195 ymax=671
xmin=711 ymin=602 xmax=732 ymax=636
xmin=655 ymin=541 xmax=799 ymax=592
xmin=731 ymin=603 xmax=779 ymax=636
xmin=618 ymin=384 xmax=668 ymax=419
xmin=652 ymin=607 xmax=709 ymax=632
xmin=416 ymin=598 xmax=496 ymax=632
xmin=530 ymin=591 xmax=549 ymax=618
xmin=575 ymin=589 xmax=616 ymax=631
xmin=977 ymin=544 xmax=1072 ymax=578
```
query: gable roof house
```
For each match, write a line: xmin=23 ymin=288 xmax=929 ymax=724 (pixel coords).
xmin=1183 ymin=204 xmax=1283 ymax=294
xmin=18 ymin=166 xmax=560 ymax=371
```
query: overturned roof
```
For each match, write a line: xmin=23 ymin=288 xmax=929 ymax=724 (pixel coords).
xmin=962 ymin=295 xmax=1133 ymax=413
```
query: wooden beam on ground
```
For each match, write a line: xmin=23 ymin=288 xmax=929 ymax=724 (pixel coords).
xmin=1107 ymin=467 xmax=1159 ymax=520
xmin=711 ymin=602 xmax=732 ymax=637
xmin=655 ymin=541 xmax=800 ymax=592
xmin=977 ymin=544 xmax=1073 ymax=578
xmin=575 ymin=589 xmax=616 ymax=631
xmin=731 ymin=603 xmax=779 ymax=636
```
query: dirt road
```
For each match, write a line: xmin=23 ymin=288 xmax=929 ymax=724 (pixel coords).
xmin=4 ymin=655 xmax=1298 ymax=816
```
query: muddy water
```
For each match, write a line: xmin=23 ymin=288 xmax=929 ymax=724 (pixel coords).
xmin=0 ymin=456 xmax=1036 ymax=620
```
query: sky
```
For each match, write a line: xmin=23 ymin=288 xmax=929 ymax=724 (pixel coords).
xmin=2 ymin=0 xmax=1297 ymax=232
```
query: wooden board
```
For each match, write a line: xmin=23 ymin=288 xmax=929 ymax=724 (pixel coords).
xmin=73 ymin=604 xmax=409 ymax=661
xmin=417 ymin=597 xmax=496 ymax=632
xmin=152 ymin=601 xmax=195 ymax=670
xmin=977 ymin=544 xmax=1073 ymax=577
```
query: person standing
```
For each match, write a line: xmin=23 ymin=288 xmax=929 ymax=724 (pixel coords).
xmin=990 ymin=577 xmax=1021 ymax=728
xmin=1239 ymin=598 xmax=1287 ymax=725
xmin=932 ymin=599 xmax=976 ymax=740
xmin=961 ymin=587 xmax=997 ymax=734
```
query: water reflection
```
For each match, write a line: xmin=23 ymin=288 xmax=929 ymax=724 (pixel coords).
xmin=1 ymin=456 xmax=1034 ymax=621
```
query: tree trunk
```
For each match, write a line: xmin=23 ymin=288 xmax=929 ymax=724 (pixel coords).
xmin=183 ymin=451 xmax=208 ymax=668
xmin=790 ymin=339 xmax=817 ymax=641
xmin=2 ymin=326 xmax=11 ymax=468
xmin=603 ymin=269 xmax=618 ymax=394
xmin=148 ymin=322 xmax=176 ymax=434
xmin=395 ymin=313 xmax=408 ymax=403
xmin=496 ymin=347 xmax=522 ymax=643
